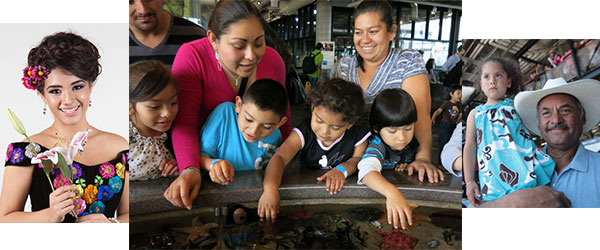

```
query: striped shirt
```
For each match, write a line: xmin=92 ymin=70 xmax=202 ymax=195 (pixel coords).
xmin=338 ymin=48 xmax=427 ymax=103
xmin=129 ymin=15 xmax=206 ymax=68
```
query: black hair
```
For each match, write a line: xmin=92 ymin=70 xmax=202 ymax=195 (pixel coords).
xmin=449 ymin=84 xmax=462 ymax=95
xmin=426 ymin=58 xmax=435 ymax=70
xmin=353 ymin=0 xmax=395 ymax=72
xmin=315 ymin=43 xmax=324 ymax=50
xmin=477 ymin=56 xmax=521 ymax=98
xmin=458 ymin=45 xmax=464 ymax=52
xmin=307 ymin=78 xmax=365 ymax=124
xmin=369 ymin=88 xmax=417 ymax=133
xmin=208 ymin=0 xmax=263 ymax=40
xmin=129 ymin=60 xmax=176 ymax=104
xmin=27 ymin=31 xmax=101 ymax=94
xmin=243 ymin=78 xmax=288 ymax=118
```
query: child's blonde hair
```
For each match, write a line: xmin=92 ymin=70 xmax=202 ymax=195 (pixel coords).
xmin=477 ymin=57 xmax=521 ymax=98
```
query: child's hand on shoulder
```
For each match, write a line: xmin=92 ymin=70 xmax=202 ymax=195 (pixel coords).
xmin=316 ymin=168 xmax=346 ymax=195
xmin=385 ymin=190 xmax=414 ymax=230
xmin=466 ymin=180 xmax=482 ymax=207
xmin=403 ymin=160 xmax=444 ymax=183
xmin=209 ymin=160 xmax=234 ymax=185
xmin=159 ymin=159 xmax=178 ymax=177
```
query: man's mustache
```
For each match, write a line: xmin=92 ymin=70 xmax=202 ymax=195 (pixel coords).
xmin=546 ymin=123 xmax=569 ymax=131
xmin=134 ymin=13 xmax=155 ymax=18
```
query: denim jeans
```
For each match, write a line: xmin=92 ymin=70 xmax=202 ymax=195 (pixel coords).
xmin=308 ymin=75 xmax=319 ymax=88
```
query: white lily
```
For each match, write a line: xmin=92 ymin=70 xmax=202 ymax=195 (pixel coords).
xmin=7 ymin=108 xmax=27 ymax=136
xmin=32 ymin=130 xmax=90 ymax=165
xmin=66 ymin=130 xmax=91 ymax=164
xmin=31 ymin=147 xmax=65 ymax=165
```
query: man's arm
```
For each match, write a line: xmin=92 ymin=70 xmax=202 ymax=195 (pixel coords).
xmin=479 ymin=186 xmax=571 ymax=208
xmin=441 ymin=122 xmax=462 ymax=176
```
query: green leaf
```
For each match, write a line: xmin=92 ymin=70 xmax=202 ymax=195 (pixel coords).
xmin=57 ymin=153 xmax=72 ymax=181
xmin=41 ymin=160 xmax=53 ymax=176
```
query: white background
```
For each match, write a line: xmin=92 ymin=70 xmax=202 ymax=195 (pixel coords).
xmin=0 ymin=0 xmax=599 ymax=250
xmin=0 ymin=1 xmax=128 ymax=249
xmin=0 ymin=23 xmax=129 ymax=207
xmin=462 ymin=1 xmax=599 ymax=250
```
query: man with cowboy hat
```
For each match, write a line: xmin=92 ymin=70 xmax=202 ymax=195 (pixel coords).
xmin=481 ymin=77 xmax=600 ymax=208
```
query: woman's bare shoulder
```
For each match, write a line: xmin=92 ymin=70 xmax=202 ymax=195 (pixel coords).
xmin=91 ymin=129 xmax=128 ymax=152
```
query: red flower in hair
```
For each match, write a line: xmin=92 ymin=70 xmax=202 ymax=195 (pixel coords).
xmin=21 ymin=65 xmax=49 ymax=90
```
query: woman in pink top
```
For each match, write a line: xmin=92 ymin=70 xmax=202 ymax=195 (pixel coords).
xmin=164 ymin=0 xmax=289 ymax=209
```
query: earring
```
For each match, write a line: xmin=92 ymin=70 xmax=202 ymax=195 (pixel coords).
xmin=215 ymin=51 xmax=222 ymax=71
xmin=43 ymin=104 xmax=47 ymax=115
xmin=89 ymin=100 xmax=92 ymax=107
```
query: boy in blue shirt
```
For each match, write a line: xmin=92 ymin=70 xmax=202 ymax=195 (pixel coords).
xmin=200 ymin=79 xmax=289 ymax=185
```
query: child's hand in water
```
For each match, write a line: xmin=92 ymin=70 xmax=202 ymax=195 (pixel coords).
xmin=386 ymin=190 xmax=414 ymax=230
xmin=404 ymin=160 xmax=444 ymax=183
xmin=159 ymin=159 xmax=178 ymax=177
xmin=316 ymin=168 xmax=346 ymax=195
xmin=466 ymin=180 xmax=482 ymax=207
xmin=209 ymin=160 xmax=234 ymax=185
xmin=258 ymin=188 xmax=280 ymax=223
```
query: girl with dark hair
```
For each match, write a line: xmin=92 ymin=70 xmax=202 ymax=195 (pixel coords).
xmin=426 ymin=58 xmax=438 ymax=83
xmin=464 ymin=57 xmax=555 ymax=207
xmin=338 ymin=0 xmax=435 ymax=173
xmin=0 ymin=32 xmax=129 ymax=223
xmin=357 ymin=88 xmax=444 ymax=229
xmin=166 ymin=0 xmax=290 ymax=210
xmin=259 ymin=79 xmax=371 ymax=222
xmin=129 ymin=60 xmax=179 ymax=181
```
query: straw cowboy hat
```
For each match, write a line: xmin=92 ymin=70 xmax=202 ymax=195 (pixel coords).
xmin=514 ymin=77 xmax=600 ymax=136
xmin=462 ymin=86 xmax=475 ymax=104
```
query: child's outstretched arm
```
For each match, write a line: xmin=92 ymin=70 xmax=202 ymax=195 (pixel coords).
xmin=258 ymin=131 xmax=303 ymax=222
xmin=464 ymin=110 xmax=481 ymax=207
xmin=431 ymin=107 xmax=443 ymax=125
xmin=362 ymin=171 xmax=412 ymax=229
xmin=200 ymin=156 xmax=234 ymax=185
xmin=317 ymin=140 xmax=368 ymax=195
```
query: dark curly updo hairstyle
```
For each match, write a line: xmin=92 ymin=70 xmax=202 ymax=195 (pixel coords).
xmin=208 ymin=0 xmax=263 ymax=40
xmin=27 ymin=32 xmax=101 ymax=94
xmin=477 ymin=56 xmax=521 ymax=98
xmin=307 ymin=78 xmax=365 ymax=124
xmin=369 ymin=88 xmax=417 ymax=133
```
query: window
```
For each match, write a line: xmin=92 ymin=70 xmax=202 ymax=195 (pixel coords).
xmin=399 ymin=8 xmax=412 ymax=39
xmin=428 ymin=10 xmax=441 ymax=40
xmin=413 ymin=9 xmax=428 ymax=39
xmin=441 ymin=11 xmax=453 ymax=41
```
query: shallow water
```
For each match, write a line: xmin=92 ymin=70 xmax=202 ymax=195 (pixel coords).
xmin=130 ymin=203 xmax=461 ymax=249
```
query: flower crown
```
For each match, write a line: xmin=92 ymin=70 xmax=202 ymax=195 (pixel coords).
xmin=21 ymin=65 xmax=50 ymax=90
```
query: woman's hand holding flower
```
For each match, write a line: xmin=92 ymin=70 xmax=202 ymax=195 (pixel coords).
xmin=46 ymin=185 xmax=76 ymax=222
xmin=75 ymin=213 xmax=111 ymax=223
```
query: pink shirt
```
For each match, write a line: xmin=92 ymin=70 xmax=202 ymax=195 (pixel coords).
xmin=171 ymin=37 xmax=289 ymax=171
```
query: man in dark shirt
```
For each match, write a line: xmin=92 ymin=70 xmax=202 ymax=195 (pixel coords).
xmin=129 ymin=0 xmax=206 ymax=68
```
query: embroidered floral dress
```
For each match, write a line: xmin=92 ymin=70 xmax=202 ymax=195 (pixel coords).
xmin=474 ymin=98 xmax=554 ymax=201
xmin=4 ymin=142 xmax=128 ymax=223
